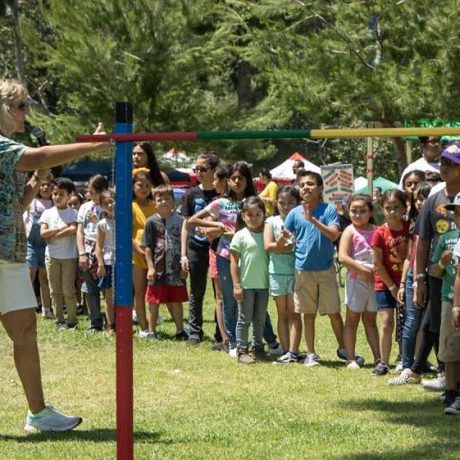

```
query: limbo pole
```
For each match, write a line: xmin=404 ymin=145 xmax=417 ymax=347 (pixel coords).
xmin=76 ymin=126 xmax=460 ymax=143
xmin=114 ymin=102 xmax=133 ymax=460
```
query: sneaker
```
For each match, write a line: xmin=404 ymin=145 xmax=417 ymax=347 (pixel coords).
xmin=273 ymin=351 xmax=300 ymax=365
xmin=304 ymin=352 xmax=321 ymax=368
xmin=42 ymin=308 xmax=55 ymax=320
xmin=186 ymin=335 xmax=201 ymax=346
xmin=443 ymin=390 xmax=460 ymax=408
xmin=238 ymin=351 xmax=255 ymax=365
xmin=66 ymin=322 xmax=78 ymax=331
xmin=175 ymin=330 xmax=189 ymax=341
xmin=228 ymin=347 xmax=238 ymax=359
xmin=86 ymin=327 xmax=102 ymax=334
xmin=24 ymin=404 xmax=82 ymax=432
xmin=56 ymin=322 xmax=68 ymax=331
xmin=394 ymin=360 xmax=404 ymax=372
xmin=346 ymin=360 xmax=360 ymax=370
xmin=422 ymin=361 xmax=439 ymax=374
xmin=132 ymin=310 xmax=138 ymax=324
xmin=76 ymin=304 xmax=84 ymax=315
xmin=337 ymin=348 xmax=365 ymax=366
xmin=371 ymin=362 xmax=389 ymax=376
xmin=422 ymin=374 xmax=447 ymax=392
xmin=253 ymin=347 xmax=270 ymax=362
xmin=210 ymin=342 xmax=225 ymax=351
xmin=445 ymin=396 xmax=460 ymax=415
xmin=267 ymin=343 xmax=284 ymax=356
xmin=138 ymin=330 xmax=157 ymax=339
xmin=388 ymin=368 xmax=421 ymax=385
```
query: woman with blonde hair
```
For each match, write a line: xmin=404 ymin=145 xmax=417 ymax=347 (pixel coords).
xmin=0 ymin=78 xmax=107 ymax=431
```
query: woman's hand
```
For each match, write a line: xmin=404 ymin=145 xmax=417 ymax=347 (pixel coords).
xmin=97 ymin=265 xmax=106 ymax=278
xmin=79 ymin=254 xmax=88 ymax=271
xmin=233 ymin=285 xmax=244 ymax=302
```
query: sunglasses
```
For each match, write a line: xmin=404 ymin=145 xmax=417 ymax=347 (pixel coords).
xmin=193 ymin=166 xmax=210 ymax=173
xmin=15 ymin=100 xmax=29 ymax=111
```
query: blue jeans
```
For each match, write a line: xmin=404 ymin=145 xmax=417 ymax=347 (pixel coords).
xmin=236 ymin=289 xmax=269 ymax=350
xmin=217 ymin=255 xmax=238 ymax=348
xmin=402 ymin=269 xmax=422 ymax=369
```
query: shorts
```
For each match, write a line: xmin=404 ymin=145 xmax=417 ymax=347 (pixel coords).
xmin=293 ymin=266 xmax=340 ymax=315
xmin=0 ymin=263 xmax=38 ymax=315
xmin=98 ymin=265 xmax=113 ymax=290
xmin=427 ymin=276 xmax=442 ymax=334
xmin=345 ymin=277 xmax=377 ymax=313
xmin=208 ymin=249 xmax=219 ymax=279
xmin=438 ymin=301 xmax=460 ymax=363
xmin=269 ymin=273 xmax=295 ymax=297
xmin=146 ymin=284 xmax=188 ymax=304
xmin=375 ymin=289 xmax=397 ymax=310
xmin=26 ymin=243 xmax=46 ymax=268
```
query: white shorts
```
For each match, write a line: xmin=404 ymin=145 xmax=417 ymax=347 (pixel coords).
xmin=0 ymin=263 xmax=37 ymax=315
xmin=344 ymin=277 xmax=377 ymax=313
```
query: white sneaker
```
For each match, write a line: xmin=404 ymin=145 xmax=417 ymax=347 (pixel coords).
xmin=267 ymin=344 xmax=284 ymax=356
xmin=394 ymin=361 xmax=404 ymax=372
xmin=228 ymin=347 xmax=238 ymax=359
xmin=422 ymin=374 xmax=447 ymax=392
xmin=138 ymin=330 xmax=157 ymax=339
xmin=304 ymin=352 xmax=321 ymax=368
xmin=24 ymin=404 xmax=82 ymax=432
xmin=346 ymin=360 xmax=360 ymax=370
xmin=388 ymin=368 xmax=421 ymax=385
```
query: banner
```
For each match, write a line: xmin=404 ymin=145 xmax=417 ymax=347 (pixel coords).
xmin=321 ymin=164 xmax=354 ymax=205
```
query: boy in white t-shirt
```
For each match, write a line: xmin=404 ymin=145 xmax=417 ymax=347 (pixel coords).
xmin=39 ymin=177 xmax=78 ymax=329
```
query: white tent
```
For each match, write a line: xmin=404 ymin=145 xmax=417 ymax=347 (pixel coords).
xmin=162 ymin=147 xmax=191 ymax=164
xmin=354 ymin=176 xmax=368 ymax=191
xmin=270 ymin=152 xmax=320 ymax=182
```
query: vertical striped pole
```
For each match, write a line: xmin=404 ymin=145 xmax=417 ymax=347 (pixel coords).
xmin=115 ymin=102 xmax=133 ymax=460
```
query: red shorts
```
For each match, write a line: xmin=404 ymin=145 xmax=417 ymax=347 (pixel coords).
xmin=208 ymin=249 xmax=219 ymax=279
xmin=145 ymin=284 xmax=188 ymax=304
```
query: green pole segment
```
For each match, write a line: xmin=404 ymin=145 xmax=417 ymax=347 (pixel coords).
xmin=197 ymin=130 xmax=312 ymax=140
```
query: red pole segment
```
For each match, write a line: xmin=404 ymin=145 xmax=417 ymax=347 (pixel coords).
xmin=116 ymin=306 xmax=133 ymax=460
xmin=76 ymin=132 xmax=198 ymax=142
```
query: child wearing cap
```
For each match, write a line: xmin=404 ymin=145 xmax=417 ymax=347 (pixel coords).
xmin=434 ymin=193 xmax=460 ymax=414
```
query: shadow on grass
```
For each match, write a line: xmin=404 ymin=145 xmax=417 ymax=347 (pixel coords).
xmin=339 ymin=398 xmax=460 ymax=458
xmin=0 ymin=429 xmax=161 ymax=444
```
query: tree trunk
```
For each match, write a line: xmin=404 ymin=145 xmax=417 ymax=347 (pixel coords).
xmin=10 ymin=0 xmax=25 ymax=82
xmin=392 ymin=136 xmax=407 ymax=177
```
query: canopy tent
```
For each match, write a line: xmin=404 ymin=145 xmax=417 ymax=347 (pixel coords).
xmin=269 ymin=152 xmax=320 ymax=183
xmin=161 ymin=147 xmax=191 ymax=164
xmin=354 ymin=176 xmax=368 ymax=191
xmin=356 ymin=176 xmax=399 ymax=194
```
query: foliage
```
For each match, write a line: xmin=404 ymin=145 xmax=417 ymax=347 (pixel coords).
xmin=2 ymin=1 xmax=460 ymax=177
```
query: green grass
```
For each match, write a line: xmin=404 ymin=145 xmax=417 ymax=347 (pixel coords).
xmin=1 ymin=282 xmax=459 ymax=459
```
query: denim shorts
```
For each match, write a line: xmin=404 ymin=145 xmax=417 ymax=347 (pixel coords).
xmin=98 ymin=265 xmax=113 ymax=290
xmin=375 ymin=289 xmax=397 ymax=310
xmin=269 ymin=273 xmax=295 ymax=297
xmin=26 ymin=243 xmax=46 ymax=268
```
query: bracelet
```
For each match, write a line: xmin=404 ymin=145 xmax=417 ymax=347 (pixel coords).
xmin=438 ymin=261 xmax=447 ymax=269
xmin=400 ymin=282 xmax=406 ymax=287
xmin=415 ymin=273 xmax=426 ymax=280
xmin=233 ymin=283 xmax=241 ymax=288
xmin=79 ymin=251 xmax=86 ymax=257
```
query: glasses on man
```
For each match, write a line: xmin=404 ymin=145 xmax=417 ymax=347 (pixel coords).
xmin=193 ymin=166 xmax=210 ymax=173
xmin=427 ymin=138 xmax=441 ymax=145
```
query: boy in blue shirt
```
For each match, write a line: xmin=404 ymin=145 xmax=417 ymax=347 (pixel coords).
xmin=284 ymin=170 xmax=348 ymax=367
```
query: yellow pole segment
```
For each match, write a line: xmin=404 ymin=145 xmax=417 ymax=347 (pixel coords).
xmin=310 ymin=127 xmax=460 ymax=138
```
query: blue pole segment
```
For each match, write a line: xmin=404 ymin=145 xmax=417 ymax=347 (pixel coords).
xmin=114 ymin=112 xmax=133 ymax=307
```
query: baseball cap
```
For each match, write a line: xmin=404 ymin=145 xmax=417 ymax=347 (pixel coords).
xmin=440 ymin=144 xmax=460 ymax=165
xmin=445 ymin=192 xmax=460 ymax=210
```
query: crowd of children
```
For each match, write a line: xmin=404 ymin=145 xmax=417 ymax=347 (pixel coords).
xmin=25 ymin=139 xmax=460 ymax=416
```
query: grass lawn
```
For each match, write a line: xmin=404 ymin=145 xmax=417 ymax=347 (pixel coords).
xmin=1 ymin=281 xmax=460 ymax=459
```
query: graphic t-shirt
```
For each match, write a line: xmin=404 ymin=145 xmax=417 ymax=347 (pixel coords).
xmin=141 ymin=212 xmax=184 ymax=286
xmin=432 ymin=229 xmax=460 ymax=301
xmin=371 ymin=221 xmax=409 ymax=291
xmin=77 ymin=200 xmax=103 ymax=253
xmin=416 ymin=190 xmax=457 ymax=277
xmin=182 ymin=186 xmax=218 ymax=250
xmin=0 ymin=135 xmax=27 ymax=263
xmin=205 ymin=198 xmax=242 ymax=260
xmin=230 ymin=228 xmax=269 ymax=289
xmin=347 ymin=225 xmax=376 ymax=281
